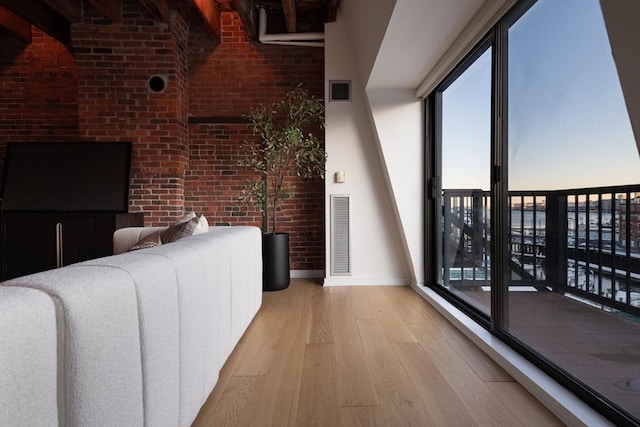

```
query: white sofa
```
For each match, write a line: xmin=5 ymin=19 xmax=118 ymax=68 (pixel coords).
xmin=0 ymin=226 xmax=262 ymax=427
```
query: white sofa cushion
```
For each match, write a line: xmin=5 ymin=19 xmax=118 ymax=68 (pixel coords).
xmin=77 ymin=253 xmax=181 ymax=427
xmin=3 ymin=266 xmax=144 ymax=427
xmin=173 ymin=233 xmax=233 ymax=392
xmin=0 ymin=287 xmax=58 ymax=427
xmin=113 ymin=226 xmax=261 ymax=426
xmin=199 ymin=227 xmax=263 ymax=347
xmin=140 ymin=241 xmax=208 ymax=426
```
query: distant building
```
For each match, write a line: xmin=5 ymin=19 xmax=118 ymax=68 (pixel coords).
xmin=619 ymin=195 xmax=640 ymax=249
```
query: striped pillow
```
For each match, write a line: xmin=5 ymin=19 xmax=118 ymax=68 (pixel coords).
xmin=128 ymin=230 xmax=162 ymax=251
xmin=162 ymin=214 xmax=198 ymax=243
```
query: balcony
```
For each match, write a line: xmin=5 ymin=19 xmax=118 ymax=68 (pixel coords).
xmin=441 ymin=185 xmax=640 ymax=422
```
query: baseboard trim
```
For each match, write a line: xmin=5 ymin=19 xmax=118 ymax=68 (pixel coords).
xmin=290 ymin=270 xmax=324 ymax=279
xmin=323 ymin=277 xmax=410 ymax=286
xmin=410 ymin=284 xmax=611 ymax=427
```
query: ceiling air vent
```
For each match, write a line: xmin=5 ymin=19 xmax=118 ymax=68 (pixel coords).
xmin=329 ymin=80 xmax=351 ymax=102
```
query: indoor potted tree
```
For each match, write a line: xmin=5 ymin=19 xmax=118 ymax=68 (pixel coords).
xmin=239 ymin=85 xmax=327 ymax=291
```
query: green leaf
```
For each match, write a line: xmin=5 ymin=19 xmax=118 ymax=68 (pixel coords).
xmin=238 ymin=85 xmax=327 ymax=232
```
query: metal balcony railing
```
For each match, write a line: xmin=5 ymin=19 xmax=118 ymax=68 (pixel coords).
xmin=442 ymin=185 xmax=640 ymax=319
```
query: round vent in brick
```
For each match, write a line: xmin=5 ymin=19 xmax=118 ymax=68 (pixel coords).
xmin=148 ymin=75 xmax=166 ymax=93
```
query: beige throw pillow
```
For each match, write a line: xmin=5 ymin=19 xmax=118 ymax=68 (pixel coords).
xmin=193 ymin=214 xmax=209 ymax=235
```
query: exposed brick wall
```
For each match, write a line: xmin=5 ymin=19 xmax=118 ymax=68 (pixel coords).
xmin=189 ymin=12 xmax=324 ymax=117
xmin=186 ymin=11 xmax=325 ymax=270
xmin=0 ymin=3 xmax=325 ymax=270
xmin=0 ymin=28 xmax=78 ymax=174
xmin=186 ymin=122 xmax=325 ymax=270
xmin=71 ymin=0 xmax=191 ymax=225
xmin=186 ymin=123 xmax=260 ymax=225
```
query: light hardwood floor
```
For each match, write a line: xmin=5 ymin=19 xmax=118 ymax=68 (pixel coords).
xmin=193 ymin=279 xmax=564 ymax=426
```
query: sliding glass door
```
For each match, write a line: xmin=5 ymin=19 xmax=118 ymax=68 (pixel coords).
xmin=436 ymin=43 xmax=493 ymax=318
xmin=428 ymin=0 xmax=640 ymax=424
xmin=506 ymin=0 xmax=640 ymax=422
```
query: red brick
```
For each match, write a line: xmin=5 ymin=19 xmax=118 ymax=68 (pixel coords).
xmin=0 ymin=2 xmax=324 ymax=270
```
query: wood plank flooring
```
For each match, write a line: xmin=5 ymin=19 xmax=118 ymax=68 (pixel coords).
xmin=192 ymin=279 xmax=564 ymax=426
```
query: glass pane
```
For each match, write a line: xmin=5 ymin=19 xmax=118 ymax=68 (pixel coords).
xmin=440 ymin=47 xmax=492 ymax=316
xmin=506 ymin=0 xmax=640 ymax=420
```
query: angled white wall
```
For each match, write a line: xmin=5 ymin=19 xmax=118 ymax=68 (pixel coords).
xmin=366 ymin=89 xmax=424 ymax=285
xmin=600 ymin=0 xmax=640 ymax=155
xmin=337 ymin=0 xmax=396 ymax=88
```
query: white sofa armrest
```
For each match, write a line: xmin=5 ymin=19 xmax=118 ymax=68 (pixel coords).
xmin=113 ymin=226 xmax=167 ymax=255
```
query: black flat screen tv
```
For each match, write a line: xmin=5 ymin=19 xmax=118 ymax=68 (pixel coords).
xmin=1 ymin=142 xmax=132 ymax=212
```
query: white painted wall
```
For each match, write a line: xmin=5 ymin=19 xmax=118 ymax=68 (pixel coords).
xmin=323 ymin=0 xmax=507 ymax=286
xmin=324 ymin=14 xmax=409 ymax=286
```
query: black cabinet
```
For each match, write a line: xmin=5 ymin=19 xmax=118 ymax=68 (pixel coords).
xmin=0 ymin=213 xmax=143 ymax=281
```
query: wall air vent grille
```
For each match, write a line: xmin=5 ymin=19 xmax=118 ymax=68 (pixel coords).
xmin=331 ymin=195 xmax=351 ymax=275
xmin=329 ymin=80 xmax=351 ymax=102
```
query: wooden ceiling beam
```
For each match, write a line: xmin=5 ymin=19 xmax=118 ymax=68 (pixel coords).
xmin=42 ymin=0 xmax=81 ymax=22
xmin=0 ymin=5 xmax=31 ymax=43
xmin=136 ymin=0 xmax=169 ymax=22
xmin=327 ymin=0 xmax=338 ymax=22
xmin=234 ymin=0 xmax=256 ymax=40
xmin=282 ymin=0 xmax=296 ymax=32
xmin=0 ymin=0 xmax=69 ymax=43
xmin=192 ymin=0 xmax=221 ymax=41
xmin=87 ymin=0 xmax=122 ymax=23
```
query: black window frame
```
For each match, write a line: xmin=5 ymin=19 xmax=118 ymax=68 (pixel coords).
xmin=424 ymin=0 xmax=640 ymax=425
xmin=426 ymin=34 xmax=495 ymax=329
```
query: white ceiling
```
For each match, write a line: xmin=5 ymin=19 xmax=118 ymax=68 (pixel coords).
xmin=366 ymin=0 xmax=487 ymax=90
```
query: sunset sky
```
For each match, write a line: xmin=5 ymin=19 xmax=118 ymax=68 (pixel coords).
xmin=442 ymin=0 xmax=640 ymax=192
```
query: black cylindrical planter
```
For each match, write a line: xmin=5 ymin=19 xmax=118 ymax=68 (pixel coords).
xmin=262 ymin=232 xmax=290 ymax=291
